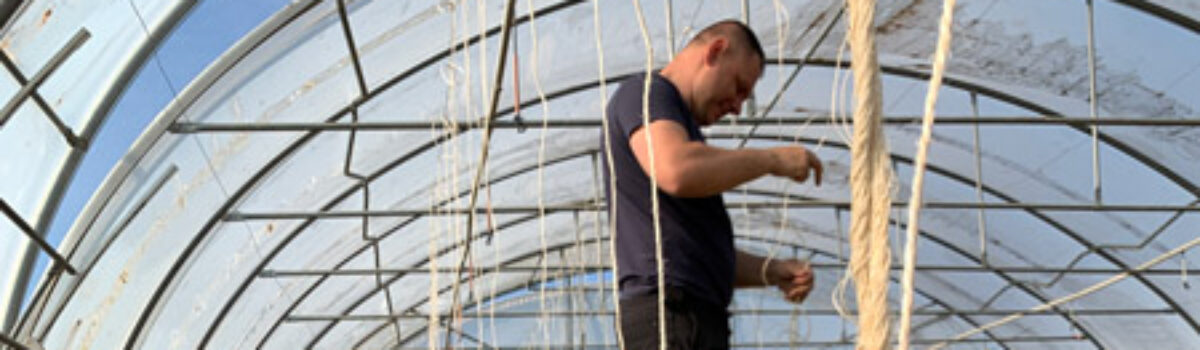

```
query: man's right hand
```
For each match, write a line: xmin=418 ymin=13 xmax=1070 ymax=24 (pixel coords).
xmin=768 ymin=146 xmax=823 ymax=186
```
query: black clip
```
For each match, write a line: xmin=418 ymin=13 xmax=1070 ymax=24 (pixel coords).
xmin=514 ymin=113 xmax=527 ymax=133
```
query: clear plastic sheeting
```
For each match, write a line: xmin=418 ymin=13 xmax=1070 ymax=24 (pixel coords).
xmin=0 ymin=0 xmax=188 ymax=334
xmin=4 ymin=0 xmax=1199 ymax=349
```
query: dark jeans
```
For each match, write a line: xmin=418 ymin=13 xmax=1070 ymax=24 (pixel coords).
xmin=618 ymin=286 xmax=731 ymax=349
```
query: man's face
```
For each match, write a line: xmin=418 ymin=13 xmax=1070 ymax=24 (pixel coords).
xmin=694 ymin=45 xmax=762 ymax=126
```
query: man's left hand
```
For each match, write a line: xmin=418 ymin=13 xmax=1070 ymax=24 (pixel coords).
xmin=769 ymin=259 xmax=814 ymax=303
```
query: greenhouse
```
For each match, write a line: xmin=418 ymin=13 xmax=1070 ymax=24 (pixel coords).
xmin=0 ymin=0 xmax=1198 ymax=348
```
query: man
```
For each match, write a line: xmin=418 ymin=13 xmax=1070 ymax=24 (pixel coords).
xmin=602 ymin=20 xmax=823 ymax=348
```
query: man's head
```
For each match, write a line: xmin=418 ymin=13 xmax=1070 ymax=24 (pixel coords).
xmin=663 ymin=20 xmax=765 ymax=126
xmin=687 ymin=20 xmax=766 ymax=71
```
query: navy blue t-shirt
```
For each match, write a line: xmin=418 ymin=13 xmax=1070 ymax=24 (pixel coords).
xmin=601 ymin=72 xmax=736 ymax=308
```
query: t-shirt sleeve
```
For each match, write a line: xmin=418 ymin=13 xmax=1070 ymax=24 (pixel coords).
xmin=616 ymin=78 xmax=690 ymax=139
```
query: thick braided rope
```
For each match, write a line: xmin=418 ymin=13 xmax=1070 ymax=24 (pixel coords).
xmin=897 ymin=0 xmax=956 ymax=349
xmin=845 ymin=0 xmax=894 ymax=348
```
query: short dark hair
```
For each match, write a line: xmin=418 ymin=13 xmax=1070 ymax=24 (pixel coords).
xmin=689 ymin=20 xmax=765 ymax=69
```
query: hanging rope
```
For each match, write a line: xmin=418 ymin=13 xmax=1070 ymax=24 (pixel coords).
xmin=629 ymin=1 xmax=667 ymax=349
xmin=444 ymin=0 xmax=517 ymax=347
xmin=525 ymin=0 xmax=556 ymax=346
xmin=897 ymin=0 xmax=956 ymax=349
xmin=844 ymin=0 xmax=895 ymax=349
xmin=591 ymin=0 xmax=626 ymax=348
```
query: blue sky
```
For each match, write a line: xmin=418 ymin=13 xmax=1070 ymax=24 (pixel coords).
xmin=20 ymin=0 xmax=289 ymax=312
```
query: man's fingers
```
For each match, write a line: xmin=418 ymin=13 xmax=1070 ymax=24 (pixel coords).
xmin=778 ymin=280 xmax=810 ymax=292
xmin=792 ymin=276 xmax=813 ymax=287
xmin=786 ymin=260 xmax=813 ymax=282
xmin=791 ymin=278 xmax=813 ymax=291
xmin=784 ymin=148 xmax=822 ymax=186
xmin=786 ymin=289 xmax=800 ymax=302
xmin=786 ymin=285 xmax=813 ymax=303
xmin=792 ymin=262 xmax=813 ymax=279
xmin=783 ymin=262 xmax=815 ymax=303
xmin=788 ymin=288 xmax=809 ymax=301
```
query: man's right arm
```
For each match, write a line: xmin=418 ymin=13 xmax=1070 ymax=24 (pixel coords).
xmin=628 ymin=119 xmax=822 ymax=198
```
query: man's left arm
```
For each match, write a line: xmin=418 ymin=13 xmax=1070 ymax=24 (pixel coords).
xmin=735 ymin=250 xmax=814 ymax=303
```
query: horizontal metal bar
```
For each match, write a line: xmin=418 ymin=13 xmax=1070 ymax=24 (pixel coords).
xmin=170 ymin=116 xmax=1200 ymax=133
xmin=171 ymin=119 xmax=600 ymax=132
xmin=258 ymin=263 xmax=1187 ymax=278
xmin=753 ymin=200 xmax=1200 ymax=212
xmin=386 ymin=335 xmax=1084 ymax=349
xmin=845 ymin=264 xmax=1186 ymax=275
xmin=0 ymin=29 xmax=89 ymax=147
xmin=737 ymin=336 xmax=1086 ymax=347
xmin=0 ymin=330 xmax=29 ymax=350
xmin=286 ymin=307 xmax=1172 ymax=321
xmin=225 ymin=203 xmax=602 ymax=221
xmin=0 ymin=200 xmax=77 ymax=274
xmin=802 ymin=116 xmax=1200 ymax=126
xmin=227 ymin=200 xmax=1200 ymax=221
xmin=261 ymin=266 xmax=607 ymax=277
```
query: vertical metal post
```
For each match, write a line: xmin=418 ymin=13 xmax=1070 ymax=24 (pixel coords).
xmin=664 ymin=0 xmax=675 ymax=60
xmin=790 ymin=245 xmax=800 ymax=350
xmin=563 ymin=249 xmax=575 ymax=350
xmin=740 ymin=0 xmax=750 ymax=24
xmin=970 ymin=92 xmax=988 ymax=265
xmin=740 ymin=0 xmax=754 ymax=122
xmin=1086 ymin=0 xmax=1102 ymax=203
xmin=588 ymin=153 xmax=608 ymax=348
xmin=833 ymin=208 xmax=847 ymax=341
xmin=572 ymin=209 xmax=588 ymax=349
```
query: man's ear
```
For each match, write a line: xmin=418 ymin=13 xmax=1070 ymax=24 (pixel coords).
xmin=704 ymin=38 xmax=728 ymax=67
